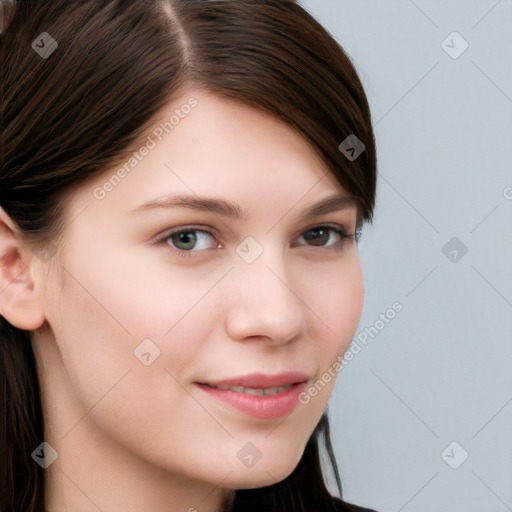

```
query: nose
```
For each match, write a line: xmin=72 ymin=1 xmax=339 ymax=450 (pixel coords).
xmin=224 ymin=249 xmax=307 ymax=345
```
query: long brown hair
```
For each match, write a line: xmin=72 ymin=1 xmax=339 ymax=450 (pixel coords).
xmin=0 ymin=1 xmax=377 ymax=510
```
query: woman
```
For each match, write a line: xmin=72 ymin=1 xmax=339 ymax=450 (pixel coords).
xmin=0 ymin=0 xmax=378 ymax=510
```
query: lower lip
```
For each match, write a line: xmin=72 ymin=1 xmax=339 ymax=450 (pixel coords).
xmin=196 ymin=381 xmax=308 ymax=419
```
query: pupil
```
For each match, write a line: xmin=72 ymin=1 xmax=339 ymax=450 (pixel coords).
xmin=173 ymin=231 xmax=197 ymax=250
xmin=305 ymin=228 xmax=328 ymax=246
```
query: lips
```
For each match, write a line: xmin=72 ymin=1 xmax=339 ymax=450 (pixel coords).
xmin=195 ymin=371 xmax=312 ymax=419
xmin=204 ymin=383 xmax=294 ymax=396
xmin=195 ymin=373 xmax=311 ymax=419
xmin=197 ymin=370 xmax=311 ymax=390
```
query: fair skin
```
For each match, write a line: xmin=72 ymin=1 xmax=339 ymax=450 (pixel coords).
xmin=0 ymin=90 xmax=364 ymax=512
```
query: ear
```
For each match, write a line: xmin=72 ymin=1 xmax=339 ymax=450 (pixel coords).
xmin=0 ymin=207 xmax=45 ymax=330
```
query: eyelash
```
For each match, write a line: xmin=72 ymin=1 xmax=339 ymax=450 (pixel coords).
xmin=155 ymin=224 xmax=359 ymax=259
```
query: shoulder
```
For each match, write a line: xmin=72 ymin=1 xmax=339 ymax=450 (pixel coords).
xmin=334 ymin=497 xmax=379 ymax=512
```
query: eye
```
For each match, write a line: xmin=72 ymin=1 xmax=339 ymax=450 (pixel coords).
xmin=155 ymin=224 xmax=359 ymax=257
xmin=295 ymin=225 xmax=353 ymax=251
xmin=159 ymin=227 xmax=219 ymax=253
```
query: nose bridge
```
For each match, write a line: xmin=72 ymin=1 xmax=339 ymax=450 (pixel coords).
xmin=241 ymin=252 xmax=290 ymax=303
xmin=225 ymin=242 xmax=306 ymax=343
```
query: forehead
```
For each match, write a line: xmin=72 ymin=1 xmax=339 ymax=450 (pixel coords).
xmin=71 ymin=90 xmax=354 ymax=223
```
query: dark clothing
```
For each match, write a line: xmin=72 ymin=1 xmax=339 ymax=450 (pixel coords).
xmin=335 ymin=497 xmax=378 ymax=512
xmin=345 ymin=505 xmax=378 ymax=512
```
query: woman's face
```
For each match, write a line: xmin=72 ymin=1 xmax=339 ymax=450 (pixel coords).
xmin=33 ymin=90 xmax=364 ymax=500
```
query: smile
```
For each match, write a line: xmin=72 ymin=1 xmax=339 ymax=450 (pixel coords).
xmin=203 ymin=383 xmax=294 ymax=395
xmin=196 ymin=381 xmax=308 ymax=419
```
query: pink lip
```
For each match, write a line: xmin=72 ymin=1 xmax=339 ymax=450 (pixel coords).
xmin=199 ymin=371 xmax=311 ymax=389
xmin=195 ymin=371 xmax=311 ymax=420
xmin=196 ymin=381 xmax=309 ymax=419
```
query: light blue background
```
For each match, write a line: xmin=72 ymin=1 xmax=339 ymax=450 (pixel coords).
xmin=299 ymin=1 xmax=512 ymax=511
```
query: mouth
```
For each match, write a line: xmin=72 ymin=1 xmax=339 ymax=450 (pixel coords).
xmin=198 ymin=381 xmax=300 ymax=396
xmin=195 ymin=370 xmax=311 ymax=393
xmin=194 ymin=371 xmax=311 ymax=419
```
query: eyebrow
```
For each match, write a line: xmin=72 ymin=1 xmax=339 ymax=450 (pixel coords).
xmin=129 ymin=193 xmax=356 ymax=221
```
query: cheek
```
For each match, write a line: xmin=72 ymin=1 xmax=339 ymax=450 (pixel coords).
xmin=330 ymin=266 xmax=364 ymax=346
xmin=48 ymin=246 xmax=222 ymax=413
xmin=45 ymin=262 xmax=217 ymax=465
xmin=288 ymin=253 xmax=363 ymax=404
xmin=303 ymin=253 xmax=364 ymax=352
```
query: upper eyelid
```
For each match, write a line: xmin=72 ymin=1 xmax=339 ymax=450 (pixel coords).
xmin=152 ymin=206 xmax=356 ymax=238
xmin=156 ymin=224 xmax=218 ymax=238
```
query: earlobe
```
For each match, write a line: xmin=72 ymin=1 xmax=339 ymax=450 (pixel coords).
xmin=0 ymin=207 xmax=46 ymax=331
